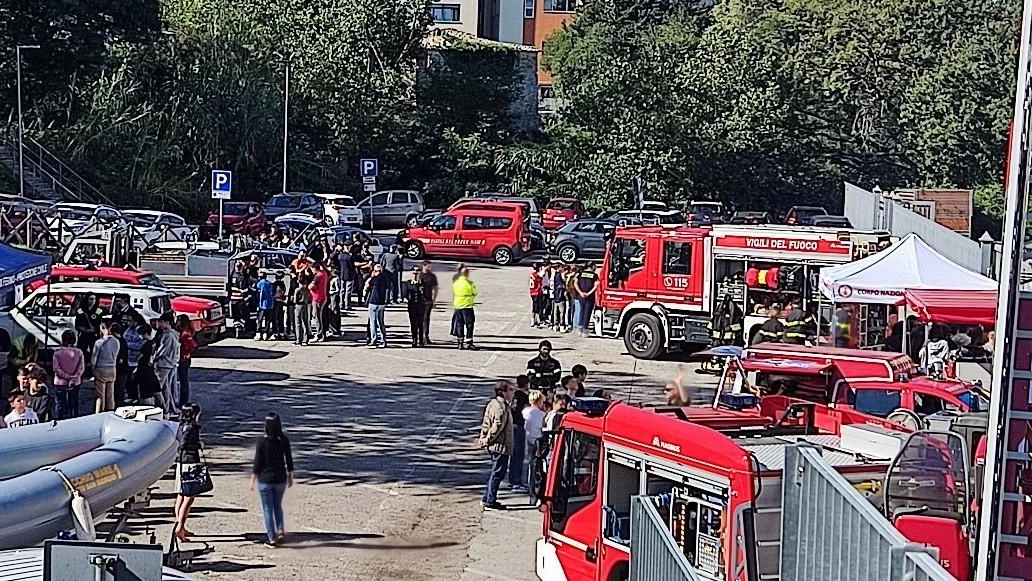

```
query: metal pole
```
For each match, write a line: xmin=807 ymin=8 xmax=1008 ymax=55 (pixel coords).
xmin=15 ymin=45 xmax=39 ymax=198
xmin=218 ymin=198 xmax=224 ymax=240
xmin=282 ymin=60 xmax=290 ymax=194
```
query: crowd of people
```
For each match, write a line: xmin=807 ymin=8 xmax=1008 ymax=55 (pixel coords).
xmin=528 ymin=260 xmax=600 ymax=336
xmin=0 ymin=297 xmax=197 ymax=427
xmin=477 ymin=341 xmax=602 ymax=510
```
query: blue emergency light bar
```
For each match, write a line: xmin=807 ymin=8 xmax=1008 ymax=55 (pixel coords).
xmin=570 ymin=397 xmax=611 ymax=416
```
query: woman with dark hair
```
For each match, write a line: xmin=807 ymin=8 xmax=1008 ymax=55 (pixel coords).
xmin=250 ymin=412 xmax=295 ymax=547
xmin=174 ymin=403 xmax=203 ymax=540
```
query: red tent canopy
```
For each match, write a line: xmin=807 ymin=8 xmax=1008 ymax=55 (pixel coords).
xmin=896 ymin=288 xmax=998 ymax=326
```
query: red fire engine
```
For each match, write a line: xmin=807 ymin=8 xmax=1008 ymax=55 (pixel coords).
xmin=536 ymin=399 xmax=975 ymax=581
xmin=596 ymin=224 xmax=892 ymax=359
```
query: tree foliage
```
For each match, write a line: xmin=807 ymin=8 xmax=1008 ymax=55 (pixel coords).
xmin=538 ymin=0 xmax=1019 ymax=216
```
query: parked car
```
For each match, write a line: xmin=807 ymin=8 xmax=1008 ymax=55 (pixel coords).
xmin=201 ymin=201 xmax=266 ymax=239
xmin=316 ymin=193 xmax=363 ymax=226
xmin=729 ymin=211 xmax=772 ymax=225
xmin=407 ymin=208 xmax=443 ymax=228
xmin=610 ymin=209 xmax=684 ymax=226
xmin=0 ymin=283 xmax=174 ymax=349
xmin=549 ymin=219 xmax=616 ymax=263
xmin=784 ymin=205 xmax=828 ymax=225
xmin=359 ymin=190 xmax=424 ymax=228
xmin=542 ymin=197 xmax=586 ymax=230
xmin=123 ymin=210 xmax=194 ymax=248
xmin=684 ymin=200 xmax=728 ymax=225
xmin=46 ymin=203 xmax=125 ymax=238
xmin=810 ymin=215 xmax=853 ymax=228
xmin=640 ymin=200 xmax=668 ymax=212
xmin=28 ymin=265 xmax=225 ymax=345
xmin=264 ymin=193 xmax=324 ymax=220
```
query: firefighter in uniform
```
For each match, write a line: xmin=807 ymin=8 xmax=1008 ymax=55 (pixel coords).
xmin=526 ymin=339 xmax=562 ymax=391
xmin=783 ymin=300 xmax=807 ymax=344
xmin=704 ymin=295 xmax=744 ymax=372
xmin=832 ymin=305 xmax=853 ymax=348
xmin=755 ymin=303 xmax=785 ymax=344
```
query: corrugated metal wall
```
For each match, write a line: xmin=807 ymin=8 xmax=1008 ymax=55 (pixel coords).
xmin=844 ymin=183 xmax=984 ymax=272
xmin=629 ymin=496 xmax=699 ymax=581
xmin=779 ymin=445 xmax=955 ymax=581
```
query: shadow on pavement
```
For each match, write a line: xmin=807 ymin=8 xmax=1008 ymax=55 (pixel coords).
xmin=196 ymin=346 xmax=289 ymax=360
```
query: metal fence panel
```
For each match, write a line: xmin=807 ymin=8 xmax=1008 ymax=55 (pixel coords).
xmin=843 ymin=182 xmax=983 ymax=272
xmin=629 ymin=496 xmax=699 ymax=581
xmin=780 ymin=444 xmax=955 ymax=581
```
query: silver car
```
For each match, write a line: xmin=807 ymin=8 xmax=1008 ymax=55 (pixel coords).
xmin=359 ymin=190 xmax=424 ymax=228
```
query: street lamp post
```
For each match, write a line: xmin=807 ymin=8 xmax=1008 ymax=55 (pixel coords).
xmin=281 ymin=59 xmax=290 ymax=194
xmin=16 ymin=44 xmax=40 ymax=197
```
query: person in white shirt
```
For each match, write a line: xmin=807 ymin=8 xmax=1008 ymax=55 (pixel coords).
xmin=523 ymin=390 xmax=547 ymax=497
xmin=4 ymin=392 xmax=39 ymax=427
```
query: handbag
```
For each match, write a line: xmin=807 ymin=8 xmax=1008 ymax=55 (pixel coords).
xmin=179 ymin=446 xmax=214 ymax=497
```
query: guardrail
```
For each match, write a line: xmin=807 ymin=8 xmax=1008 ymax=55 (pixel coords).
xmin=22 ymin=136 xmax=113 ymax=206
xmin=780 ymin=444 xmax=955 ymax=581
xmin=629 ymin=495 xmax=698 ymax=581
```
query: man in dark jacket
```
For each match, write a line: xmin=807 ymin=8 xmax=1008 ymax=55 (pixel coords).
xmin=379 ymin=244 xmax=405 ymax=304
xmin=526 ymin=340 xmax=562 ymax=391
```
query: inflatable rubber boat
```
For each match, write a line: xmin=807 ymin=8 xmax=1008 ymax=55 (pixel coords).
xmin=0 ymin=408 xmax=179 ymax=550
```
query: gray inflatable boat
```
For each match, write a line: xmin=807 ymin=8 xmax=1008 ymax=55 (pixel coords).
xmin=0 ymin=408 xmax=179 ymax=550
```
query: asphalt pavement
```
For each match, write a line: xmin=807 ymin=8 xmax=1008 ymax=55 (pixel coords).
xmin=108 ymin=257 xmax=710 ymax=580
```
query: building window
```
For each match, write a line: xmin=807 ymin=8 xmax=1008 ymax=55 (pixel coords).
xmin=544 ymin=0 xmax=577 ymax=12
xmin=430 ymin=4 xmax=461 ymax=23
xmin=524 ymin=0 xmax=535 ymax=18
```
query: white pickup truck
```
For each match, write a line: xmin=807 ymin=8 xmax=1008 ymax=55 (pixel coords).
xmin=0 ymin=283 xmax=173 ymax=350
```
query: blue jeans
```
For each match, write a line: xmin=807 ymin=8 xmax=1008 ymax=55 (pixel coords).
xmin=368 ymin=303 xmax=387 ymax=345
xmin=55 ymin=386 xmax=80 ymax=419
xmin=508 ymin=425 xmax=526 ymax=487
xmin=257 ymin=482 xmax=287 ymax=542
xmin=340 ymin=280 xmax=354 ymax=311
xmin=482 ymin=452 xmax=509 ymax=505
xmin=572 ymin=299 xmax=584 ymax=331
xmin=577 ymin=298 xmax=594 ymax=330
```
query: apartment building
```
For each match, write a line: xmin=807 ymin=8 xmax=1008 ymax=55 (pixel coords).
xmin=522 ymin=0 xmax=577 ymax=100
xmin=429 ymin=0 xmax=479 ymax=36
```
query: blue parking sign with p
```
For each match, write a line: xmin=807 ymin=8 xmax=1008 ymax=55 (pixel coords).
xmin=360 ymin=158 xmax=379 ymax=178
xmin=212 ymin=170 xmax=232 ymax=199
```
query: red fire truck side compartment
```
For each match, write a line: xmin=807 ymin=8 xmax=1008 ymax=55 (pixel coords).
xmin=537 ymin=402 xmax=895 ymax=581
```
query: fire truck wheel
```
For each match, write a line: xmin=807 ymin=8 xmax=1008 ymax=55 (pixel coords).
xmin=557 ymin=244 xmax=579 ymax=264
xmin=624 ymin=313 xmax=663 ymax=359
xmin=492 ymin=245 xmax=514 ymax=266
xmin=405 ymin=241 xmax=425 ymax=259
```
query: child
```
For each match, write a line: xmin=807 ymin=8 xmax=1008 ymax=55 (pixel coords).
xmin=53 ymin=330 xmax=85 ymax=419
xmin=23 ymin=363 xmax=53 ymax=423
xmin=5 ymin=392 xmax=39 ymax=428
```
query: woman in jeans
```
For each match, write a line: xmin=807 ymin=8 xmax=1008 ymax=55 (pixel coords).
xmin=250 ymin=412 xmax=295 ymax=547
xmin=52 ymin=330 xmax=85 ymax=419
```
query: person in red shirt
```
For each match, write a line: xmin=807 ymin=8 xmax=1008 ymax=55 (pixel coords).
xmin=529 ymin=262 xmax=544 ymax=328
xmin=176 ymin=314 xmax=198 ymax=405
xmin=308 ymin=263 xmax=330 ymax=342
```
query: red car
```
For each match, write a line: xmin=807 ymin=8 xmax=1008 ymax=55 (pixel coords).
xmin=401 ymin=203 xmax=529 ymax=266
xmin=200 ymin=201 xmax=266 ymax=239
xmin=29 ymin=265 xmax=226 ymax=345
xmin=541 ymin=197 xmax=585 ymax=230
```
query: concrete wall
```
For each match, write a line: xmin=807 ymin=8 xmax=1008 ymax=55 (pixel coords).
xmin=843 ymin=182 xmax=985 ymax=273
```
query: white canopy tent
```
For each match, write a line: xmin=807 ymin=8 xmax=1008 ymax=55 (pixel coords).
xmin=819 ymin=233 xmax=997 ymax=305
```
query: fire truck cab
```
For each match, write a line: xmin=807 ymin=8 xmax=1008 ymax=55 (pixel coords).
xmin=597 ymin=224 xmax=891 ymax=359
xmin=537 ymin=400 xmax=975 ymax=581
